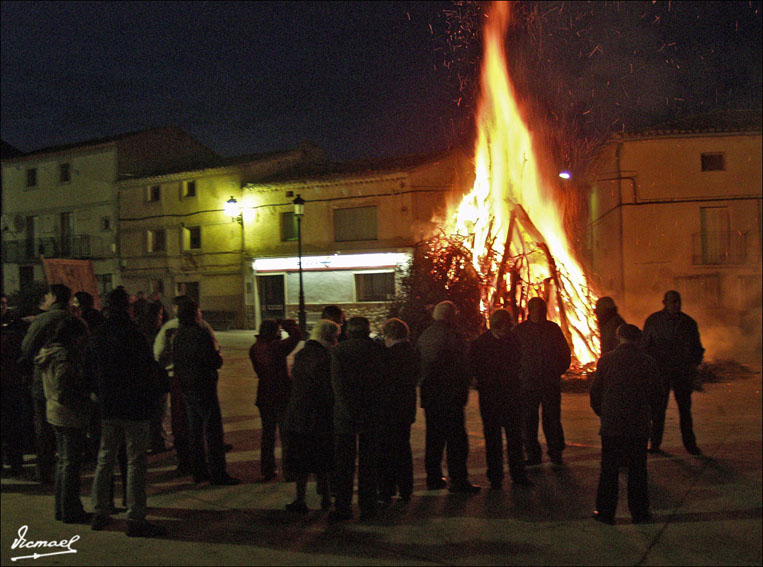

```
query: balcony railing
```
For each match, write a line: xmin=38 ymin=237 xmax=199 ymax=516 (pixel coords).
xmin=1 ymin=236 xmax=104 ymax=263
xmin=692 ymin=231 xmax=748 ymax=265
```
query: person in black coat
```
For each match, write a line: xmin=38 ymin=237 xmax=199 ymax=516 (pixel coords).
xmin=330 ymin=316 xmax=387 ymax=521
xmin=86 ymin=287 xmax=167 ymax=537
xmin=590 ymin=324 xmax=661 ymax=525
xmin=73 ymin=291 xmax=105 ymax=334
xmin=514 ymin=297 xmax=571 ymax=467
xmin=642 ymin=290 xmax=704 ymax=455
xmin=470 ymin=309 xmax=532 ymax=489
xmin=377 ymin=318 xmax=420 ymax=503
xmin=595 ymin=297 xmax=626 ymax=357
xmin=173 ymin=300 xmax=239 ymax=486
xmin=249 ymin=318 xmax=302 ymax=481
xmin=417 ymin=301 xmax=480 ymax=493
xmin=283 ymin=319 xmax=341 ymax=513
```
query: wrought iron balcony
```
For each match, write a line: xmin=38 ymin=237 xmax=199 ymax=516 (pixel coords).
xmin=692 ymin=231 xmax=748 ymax=265
xmin=1 ymin=235 xmax=102 ymax=263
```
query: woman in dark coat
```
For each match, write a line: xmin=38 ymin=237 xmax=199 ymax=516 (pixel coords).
xmin=283 ymin=319 xmax=340 ymax=512
xmin=378 ymin=318 xmax=419 ymax=503
xmin=249 ymin=318 xmax=302 ymax=481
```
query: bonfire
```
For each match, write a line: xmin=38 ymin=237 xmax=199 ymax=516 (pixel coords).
xmin=441 ymin=1 xmax=600 ymax=371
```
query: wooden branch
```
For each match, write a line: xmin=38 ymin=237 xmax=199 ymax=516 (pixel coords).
xmin=509 ymin=202 xmax=574 ymax=350
xmin=491 ymin=210 xmax=516 ymax=310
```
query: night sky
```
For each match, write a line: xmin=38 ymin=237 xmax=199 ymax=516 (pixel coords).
xmin=1 ymin=1 xmax=761 ymax=162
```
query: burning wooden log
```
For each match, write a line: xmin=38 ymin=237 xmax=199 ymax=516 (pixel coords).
xmin=505 ymin=203 xmax=575 ymax=351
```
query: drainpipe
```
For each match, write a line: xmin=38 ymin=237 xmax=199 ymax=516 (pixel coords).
xmin=615 ymin=143 xmax=626 ymax=309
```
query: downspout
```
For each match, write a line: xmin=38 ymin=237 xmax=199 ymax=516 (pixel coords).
xmin=615 ymin=143 xmax=625 ymax=308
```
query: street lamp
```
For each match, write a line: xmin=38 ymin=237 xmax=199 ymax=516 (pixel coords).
xmin=293 ymin=194 xmax=306 ymax=335
xmin=225 ymin=196 xmax=243 ymax=225
xmin=225 ymin=196 xmax=245 ymax=328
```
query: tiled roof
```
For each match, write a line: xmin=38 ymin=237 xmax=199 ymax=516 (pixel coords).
xmin=1 ymin=140 xmax=24 ymax=159
xmin=251 ymin=149 xmax=454 ymax=185
xmin=2 ymin=125 xmax=214 ymax=160
xmin=620 ymin=109 xmax=762 ymax=138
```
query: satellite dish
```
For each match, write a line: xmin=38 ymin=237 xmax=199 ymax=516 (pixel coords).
xmin=13 ymin=214 xmax=25 ymax=232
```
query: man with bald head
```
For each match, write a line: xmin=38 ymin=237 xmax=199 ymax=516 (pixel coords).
xmin=416 ymin=301 xmax=480 ymax=493
xmin=642 ymin=291 xmax=704 ymax=456
xmin=514 ymin=297 xmax=571 ymax=467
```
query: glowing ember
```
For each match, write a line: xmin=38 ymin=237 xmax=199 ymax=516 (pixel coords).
xmin=444 ymin=1 xmax=600 ymax=366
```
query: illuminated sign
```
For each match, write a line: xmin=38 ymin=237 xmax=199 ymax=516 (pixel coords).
xmin=253 ymin=252 xmax=410 ymax=272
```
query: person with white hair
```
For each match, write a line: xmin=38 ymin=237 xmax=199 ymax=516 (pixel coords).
xmin=283 ymin=319 xmax=341 ymax=513
xmin=416 ymin=301 xmax=480 ymax=494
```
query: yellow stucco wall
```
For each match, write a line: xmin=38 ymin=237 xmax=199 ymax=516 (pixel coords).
xmin=589 ymin=131 xmax=762 ymax=356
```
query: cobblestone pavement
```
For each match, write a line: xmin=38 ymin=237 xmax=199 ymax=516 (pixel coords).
xmin=2 ymin=331 xmax=761 ymax=566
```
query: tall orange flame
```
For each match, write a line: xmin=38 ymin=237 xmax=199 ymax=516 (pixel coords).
xmin=445 ymin=1 xmax=599 ymax=365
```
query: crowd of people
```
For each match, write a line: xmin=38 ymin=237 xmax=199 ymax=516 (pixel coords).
xmin=0 ymin=285 xmax=705 ymax=535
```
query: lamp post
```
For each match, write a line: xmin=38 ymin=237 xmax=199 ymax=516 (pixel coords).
xmin=293 ymin=194 xmax=306 ymax=335
xmin=225 ymin=196 xmax=245 ymax=328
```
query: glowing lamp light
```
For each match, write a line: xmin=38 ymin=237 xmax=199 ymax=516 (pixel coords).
xmin=224 ymin=196 xmax=242 ymax=223
xmin=558 ymin=171 xmax=571 ymax=180
xmin=293 ymin=194 xmax=305 ymax=217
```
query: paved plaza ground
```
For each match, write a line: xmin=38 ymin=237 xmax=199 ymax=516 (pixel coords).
xmin=2 ymin=330 xmax=761 ymax=566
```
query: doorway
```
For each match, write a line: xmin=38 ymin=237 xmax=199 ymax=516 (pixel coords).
xmin=257 ymin=274 xmax=285 ymax=321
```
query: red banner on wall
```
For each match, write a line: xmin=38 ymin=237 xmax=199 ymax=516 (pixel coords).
xmin=42 ymin=258 xmax=101 ymax=310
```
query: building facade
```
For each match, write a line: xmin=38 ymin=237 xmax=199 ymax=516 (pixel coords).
xmin=1 ymin=127 xmax=219 ymax=299
xmin=242 ymin=151 xmax=470 ymax=332
xmin=116 ymin=143 xmax=325 ymax=327
xmin=588 ymin=116 xmax=762 ymax=355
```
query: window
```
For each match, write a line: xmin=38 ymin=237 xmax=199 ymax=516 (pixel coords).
xmin=147 ymin=229 xmax=166 ymax=252
xmin=281 ymin=212 xmax=298 ymax=241
xmin=176 ymin=281 xmax=199 ymax=304
xmin=20 ymin=266 xmax=35 ymax=288
xmin=334 ymin=206 xmax=377 ymax=242
xmin=183 ymin=226 xmax=201 ymax=250
xmin=701 ymin=153 xmax=725 ymax=171
xmin=59 ymin=163 xmax=71 ymax=183
xmin=97 ymin=274 xmax=113 ymax=295
xmin=675 ymin=274 xmax=721 ymax=309
xmin=26 ymin=168 xmax=37 ymax=187
xmin=355 ymin=272 xmax=395 ymax=302
xmin=60 ymin=212 xmax=73 ymax=256
xmin=184 ymin=180 xmax=197 ymax=198
xmin=147 ymin=184 xmax=160 ymax=202
xmin=694 ymin=206 xmax=742 ymax=265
